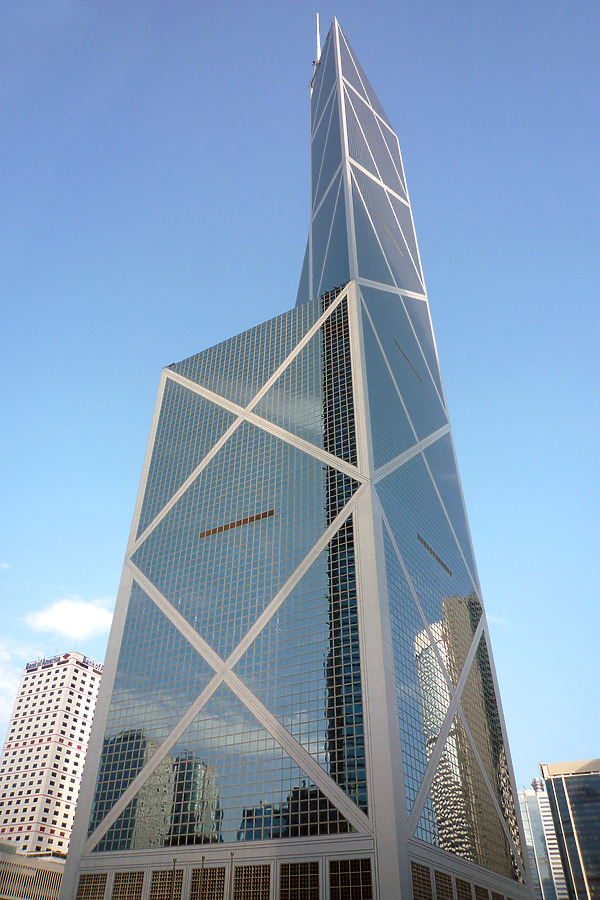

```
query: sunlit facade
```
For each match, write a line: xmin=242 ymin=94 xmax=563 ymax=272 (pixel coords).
xmin=61 ymin=19 xmax=530 ymax=900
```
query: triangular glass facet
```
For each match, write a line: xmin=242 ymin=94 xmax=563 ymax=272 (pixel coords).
xmin=92 ymin=684 xmax=355 ymax=851
xmin=413 ymin=713 xmax=520 ymax=880
xmin=344 ymin=88 xmax=381 ymax=182
xmin=351 ymin=174 xmax=396 ymax=288
xmin=88 ymin=582 xmax=216 ymax=835
xmin=345 ymin=88 xmax=408 ymax=203
xmin=360 ymin=301 xmax=417 ymax=468
xmin=132 ymin=421 xmax=336 ymax=660
xmin=311 ymin=30 xmax=337 ymax=134
xmin=295 ymin=237 xmax=310 ymax=306
xmin=137 ymin=379 xmax=236 ymax=538
xmin=353 ymin=167 xmax=424 ymax=294
xmin=170 ymin=302 xmax=321 ymax=408
xmin=311 ymin=173 xmax=350 ymax=303
xmin=382 ymin=527 xmax=451 ymax=816
xmin=376 ymin=454 xmax=481 ymax=661
xmin=459 ymin=636 xmax=524 ymax=862
xmin=234 ymin=517 xmax=367 ymax=813
xmin=338 ymin=28 xmax=392 ymax=128
xmin=402 ymin=295 xmax=444 ymax=398
xmin=422 ymin=433 xmax=477 ymax=581
xmin=312 ymin=92 xmax=343 ymax=211
xmin=361 ymin=286 xmax=447 ymax=442
xmin=311 ymin=88 xmax=336 ymax=203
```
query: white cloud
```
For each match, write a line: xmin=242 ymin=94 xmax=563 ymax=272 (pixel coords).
xmin=0 ymin=562 xmax=10 ymax=569
xmin=26 ymin=597 xmax=114 ymax=641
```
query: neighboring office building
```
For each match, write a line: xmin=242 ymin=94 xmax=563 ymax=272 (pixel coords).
xmin=542 ymin=760 xmax=600 ymax=900
xmin=61 ymin=18 xmax=531 ymax=900
xmin=0 ymin=652 xmax=102 ymax=856
xmin=519 ymin=779 xmax=569 ymax=900
xmin=0 ymin=842 xmax=64 ymax=900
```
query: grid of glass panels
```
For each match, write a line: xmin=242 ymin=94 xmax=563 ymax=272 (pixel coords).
xmin=361 ymin=287 xmax=447 ymax=444
xmin=360 ymin=302 xmax=418 ymax=467
xmin=376 ymin=453 xmax=481 ymax=663
xmin=310 ymin=173 xmax=350 ymax=303
xmin=344 ymin=86 xmax=408 ymax=205
xmin=93 ymin=685 xmax=353 ymax=850
xmin=422 ymin=434 xmax=477 ymax=581
xmin=311 ymin=30 xmax=336 ymax=134
xmin=234 ymin=515 xmax=366 ymax=813
xmin=170 ymin=301 xmax=320 ymax=409
xmin=459 ymin=636 xmax=523 ymax=861
xmin=401 ymin=295 xmax=444 ymax=398
xmin=337 ymin=28 xmax=392 ymax=129
xmin=311 ymin=90 xmax=343 ymax=213
xmin=382 ymin=528 xmax=448 ymax=815
xmin=352 ymin=167 xmax=424 ymax=295
xmin=137 ymin=379 xmax=236 ymax=538
xmin=88 ymin=582 xmax=215 ymax=834
xmin=414 ymin=713 xmax=519 ymax=880
xmin=132 ymin=420 xmax=332 ymax=661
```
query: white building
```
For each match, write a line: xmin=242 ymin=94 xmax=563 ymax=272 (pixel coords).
xmin=0 ymin=652 xmax=102 ymax=855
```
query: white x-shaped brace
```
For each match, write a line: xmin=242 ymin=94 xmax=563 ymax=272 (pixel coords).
xmin=84 ymin=283 xmax=522 ymax=878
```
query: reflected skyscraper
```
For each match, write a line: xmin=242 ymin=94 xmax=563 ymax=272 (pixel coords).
xmin=61 ymin=19 xmax=530 ymax=900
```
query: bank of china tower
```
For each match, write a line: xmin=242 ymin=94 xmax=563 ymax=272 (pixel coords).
xmin=63 ymin=20 xmax=531 ymax=900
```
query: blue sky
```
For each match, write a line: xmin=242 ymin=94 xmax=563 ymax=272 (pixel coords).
xmin=1 ymin=0 xmax=598 ymax=788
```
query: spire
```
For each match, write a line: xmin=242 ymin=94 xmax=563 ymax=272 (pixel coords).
xmin=296 ymin=19 xmax=426 ymax=305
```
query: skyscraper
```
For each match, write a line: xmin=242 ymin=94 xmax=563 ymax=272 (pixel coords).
xmin=0 ymin=652 xmax=102 ymax=856
xmin=542 ymin=761 xmax=600 ymax=900
xmin=61 ymin=19 xmax=530 ymax=900
xmin=519 ymin=779 xmax=568 ymax=900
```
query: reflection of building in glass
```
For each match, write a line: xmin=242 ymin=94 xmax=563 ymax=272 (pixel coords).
xmin=519 ymin=778 xmax=569 ymax=900
xmin=542 ymin=760 xmax=600 ymax=900
xmin=91 ymin=730 xmax=175 ymax=852
xmin=168 ymin=753 xmax=221 ymax=845
xmin=62 ymin=18 xmax=530 ymax=900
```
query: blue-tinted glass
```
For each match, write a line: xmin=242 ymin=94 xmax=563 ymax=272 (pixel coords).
xmin=338 ymin=29 xmax=392 ymax=128
xmin=253 ymin=325 xmax=324 ymax=448
xmin=295 ymin=237 xmax=310 ymax=307
xmin=346 ymin=88 xmax=408 ymax=203
xmin=376 ymin=454 xmax=481 ymax=671
xmin=361 ymin=286 xmax=447 ymax=441
xmin=311 ymin=174 xmax=350 ymax=304
xmin=360 ymin=301 xmax=417 ymax=467
xmin=565 ymin=774 xmax=600 ymax=898
xmin=137 ymin=379 xmax=236 ymax=538
xmin=351 ymin=174 xmax=395 ymax=288
xmin=379 ymin=124 xmax=408 ymax=197
xmin=170 ymin=303 xmax=319 ymax=409
xmin=93 ymin=684 xmax=354 ymax=851
xmin=311 ymin=32 xmax=336 ymax=134
xmin=422 ymin=433 xmax=477 ymax=580
xmin=414 ymin=714 xmax=519 ymax=880
xmin=387 ymin=191 xmax=422 ymax=280
xmin=316 ymin=179 xmax=350 ymax=299
xmin=382 ymin=529 xmax=443 ymax=815
xmin=312 ymin=92 xmax=343 ymax=212
xmin=352 ymin=167 xmax=424 ymax=295
xmin=88 ymin=582 xmax=215 ymax=835
xmin=343 ymin=88 xmax=380 ymax=182
xmin=132 ymin=421 xmax=336 ymax=660
xmin=402 ymin=295 xmax=444 ymax=397
xmin=234 ymin=517 xmax=367 ymax=813
xmin=311 ymin=89 xmax=336 ymax=203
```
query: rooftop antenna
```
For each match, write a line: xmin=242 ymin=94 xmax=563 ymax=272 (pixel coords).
xmin=316 ymin=13 xmax=321 ymax=62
